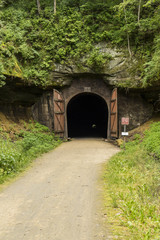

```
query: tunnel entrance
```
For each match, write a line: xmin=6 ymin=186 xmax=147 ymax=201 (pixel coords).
xmin=67 ymin=93 xmax=108 ymax=138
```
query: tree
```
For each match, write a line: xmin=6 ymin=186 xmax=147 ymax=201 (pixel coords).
xmin=138 ymin=0 xmax=142 ymax=24
xmin=122 ymin=0 xmax=132 ymax=58
xmin=36 ymin=0 xmax=41 ymax=14
xmin=54 ymin=0 xmax=56 ymax=14
xmin=0 ymin=0 xmax=4 ymax=8
xmin=116 ymin=0 xmax=146 ymax=58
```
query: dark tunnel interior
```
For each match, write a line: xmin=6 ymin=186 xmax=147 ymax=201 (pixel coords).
xmin=67 ymin=93 xmax=108 ymax=138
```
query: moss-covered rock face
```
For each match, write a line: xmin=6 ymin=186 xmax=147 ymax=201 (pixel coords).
xmin=2 ymin=45 xmax=139 ymax=90
xmin=1 ymin=0 xmax=160 ymax=89
xmin=0 ymin=45 xmax=135 ymax=108
xmin=49 ymin=45 xmax=138 ymax=88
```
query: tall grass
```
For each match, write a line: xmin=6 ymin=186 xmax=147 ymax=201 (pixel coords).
xmin=103 ymin=122 xmax=160 ymax=240
xmin=0 ymin=122 xmax=61 ymax=183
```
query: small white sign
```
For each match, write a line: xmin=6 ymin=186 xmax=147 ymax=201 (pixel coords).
xmin=122 ymin=132 xmax=129 ymax=136
xmin=84 ymin=87 xmax=91 ymax=92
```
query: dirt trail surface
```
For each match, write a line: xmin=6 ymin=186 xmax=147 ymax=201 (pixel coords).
xmin=0 ymin=139 xmax=119 ymax=240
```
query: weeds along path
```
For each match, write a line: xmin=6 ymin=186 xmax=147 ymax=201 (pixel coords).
xmin=0 ymin=139 xmax=119 ymax=240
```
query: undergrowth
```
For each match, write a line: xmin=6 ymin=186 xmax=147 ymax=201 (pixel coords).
xmin=103 ymin=122 xmax=160 ymax=240
xmin=0 ymin=121 xmax=62 ymax=184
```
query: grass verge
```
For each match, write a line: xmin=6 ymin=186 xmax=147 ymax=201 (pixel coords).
xmin=103 ymin=122 xmax=160 ymax=240
xmin=0 ymin=121 xmax=62 ymax=184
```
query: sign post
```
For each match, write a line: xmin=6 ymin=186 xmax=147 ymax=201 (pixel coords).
xmin=121 ymin=117 xmax=129 ymax=148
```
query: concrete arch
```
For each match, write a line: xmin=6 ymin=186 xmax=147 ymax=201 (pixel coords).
xmin=66 ymin=92 xmax=109 ymax=138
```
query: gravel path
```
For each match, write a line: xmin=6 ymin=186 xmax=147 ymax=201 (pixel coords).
xmin=0 ymin=139 xmax=119 ymax=240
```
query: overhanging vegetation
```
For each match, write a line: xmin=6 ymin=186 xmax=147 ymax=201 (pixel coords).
xmin=0 ymin=0 xmax=160 ymax=88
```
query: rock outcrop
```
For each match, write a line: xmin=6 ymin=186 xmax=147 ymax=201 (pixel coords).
xmin=50 ymin=44 xmax=138 ymax=87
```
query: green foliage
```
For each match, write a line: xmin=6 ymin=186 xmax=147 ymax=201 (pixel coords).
xmin=143 ymin=122 xmax=160 ymax=158
xmin=143 ymin=37 xmax=160 ymax=86
xmin=103 ymin=123 xmax=160 ymax=239
xmin=20 ymin=131 xmax=57 ymax=154
xmin=0 ymin=122 xmax=61 ymax=183
xmin=0 ymin=62 xmax=6 ymax=87
xmin=0 ymin=0 xmax=4 ymax=8
xmin=87 ymin=49 xmax=112 ymax=72
xmin=0 ymin=0 xmax=160 ymax=87
xmin=0 ymin=0 xmax=121 ymax=86
xmin=0 ymin=140 xmax=22 ymax=175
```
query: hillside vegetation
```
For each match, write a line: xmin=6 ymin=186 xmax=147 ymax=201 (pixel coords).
xmin=0 ymin=115 xmax=61 ymax=184
xmin=0 ymin=0 xmax=160 ymax=88
xmin=103 ymin=121 xmax=160 ymax=239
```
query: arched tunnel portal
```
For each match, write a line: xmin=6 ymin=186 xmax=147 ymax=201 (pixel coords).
xmin=67 ymin=93 xmax=108 ymax=138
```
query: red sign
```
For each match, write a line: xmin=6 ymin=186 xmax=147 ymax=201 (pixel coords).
xmin=121 ymin=117 xmax=129 ymax=125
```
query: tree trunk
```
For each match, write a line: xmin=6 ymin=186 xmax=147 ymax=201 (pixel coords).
xmin=54 ymin=0 xmax=56 ymax=15
xmin=138 ymin=0 xmax=142 ymax=25
xmin=37 ymin=0 xmax=41 ymax=14
xmin=123 ymin=0 xmax=132 ymax=59
xmin=127 ymin=32 xmax=132 ymax=59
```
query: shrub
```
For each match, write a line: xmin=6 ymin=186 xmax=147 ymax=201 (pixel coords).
xmin=143 ymin=122 xmax=160 ymax=159
xmin=103 ymin=122 xmax=160 ymax=239
xmin=0 ymin=122 xmax=61 ymax=183
xmin=0 ymin=140 xmax=22 ymax=176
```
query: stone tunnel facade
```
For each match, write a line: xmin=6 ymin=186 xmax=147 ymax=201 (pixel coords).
xmin=32 ymin=77 xmax=153 ymax=138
